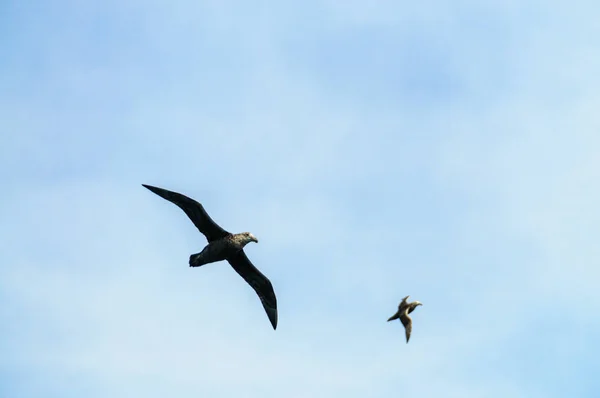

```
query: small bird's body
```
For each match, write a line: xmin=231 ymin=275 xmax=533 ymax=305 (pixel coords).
xmin=387 ymin=295 xmax=422 ymax=343
xmin=142 ymin=184 xmax=278 ymax=330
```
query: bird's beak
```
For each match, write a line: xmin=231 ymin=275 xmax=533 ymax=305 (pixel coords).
xmin=251 ymin=235 xmax=259 ymax=243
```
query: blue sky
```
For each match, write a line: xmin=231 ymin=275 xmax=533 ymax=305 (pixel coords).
xmin=1 ymin=1 xmax=599 ymax=397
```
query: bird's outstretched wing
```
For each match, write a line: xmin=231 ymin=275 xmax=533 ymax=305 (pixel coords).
xmin=227 ymin=250 xmax=278 ymax=330
xmin=142 ymin=184 xmax=230 ymax=242
xmin=400 ymin=312 xmax=413 ymax=343
xmin=399 ymin=295 xmax=410 ymax=309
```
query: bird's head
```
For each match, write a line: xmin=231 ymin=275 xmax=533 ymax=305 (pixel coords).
xmin=241 ymin=232 xmax=259 ymax=244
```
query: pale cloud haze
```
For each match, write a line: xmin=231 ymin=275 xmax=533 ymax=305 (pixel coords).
xmin=1 ymin=1 xmax=599 ymax=397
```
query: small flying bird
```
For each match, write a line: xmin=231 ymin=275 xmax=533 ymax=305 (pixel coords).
xmin=387 ymin=295 xmax=423 ymax=343
xmin=142 ymin=184 xmax=278 ymax=330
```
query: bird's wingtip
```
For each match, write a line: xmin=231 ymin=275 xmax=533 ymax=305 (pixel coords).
xmin=142 ymin=184 xmax=161 ymax=194
xmin=270 ymin=312 xmax=278 ymax=330
xmin=271 ymin=311 xmax=278 ymax=330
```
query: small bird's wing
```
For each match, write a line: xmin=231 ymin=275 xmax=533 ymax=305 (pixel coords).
xmin=400 ymin=312 xmax=413 ymax=343
xmin=142 ymin=184 xmax=230 ymax=242
xmin=393 ymin=296 xmax=410 ymax=313
xmin=227 ymin=250 xmax=278 ymax=330
xmin=400 ymin=295 xmax=410 ymax=308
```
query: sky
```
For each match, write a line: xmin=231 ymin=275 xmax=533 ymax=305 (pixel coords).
xmin=1 ymin=1 xmax=599 ymax=397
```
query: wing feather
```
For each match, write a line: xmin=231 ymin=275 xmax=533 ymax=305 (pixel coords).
xmin=400 ymin=312 xmax=413 ymax=343
xmin=227 ymin=250 xmax=278 ymax=330
xmin=142 ymin=184 xmax=230 ymax=242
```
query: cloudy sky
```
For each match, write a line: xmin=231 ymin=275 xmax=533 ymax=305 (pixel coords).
xmin=1 ymin=1 xmax=599 ymax=397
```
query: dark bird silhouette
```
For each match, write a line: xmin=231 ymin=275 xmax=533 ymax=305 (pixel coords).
xmin=142 ymin=184 xmax=278 ymax=330
xmin=387 ymin=295 xmax=422 ymax=343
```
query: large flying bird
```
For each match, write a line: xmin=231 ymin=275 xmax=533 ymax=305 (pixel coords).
xmin=142 ymin=184 xmax=278 ymax=330
xmin=387 ymin=295 xmax=422 ymax=343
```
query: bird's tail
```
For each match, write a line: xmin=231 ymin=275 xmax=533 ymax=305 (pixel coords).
xmin=387 ymin=312 xmax=400 ymax=322
xmin=189 ymin=252 xmax=206 ymax=267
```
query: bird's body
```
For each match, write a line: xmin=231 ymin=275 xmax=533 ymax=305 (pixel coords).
xmin=189 ymin=233 xmax=254 ymax=267
xmin=387 ymin=295 xmax=422 ymax=343
xmin=142 ymin=184 xmax=278 ymax=330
